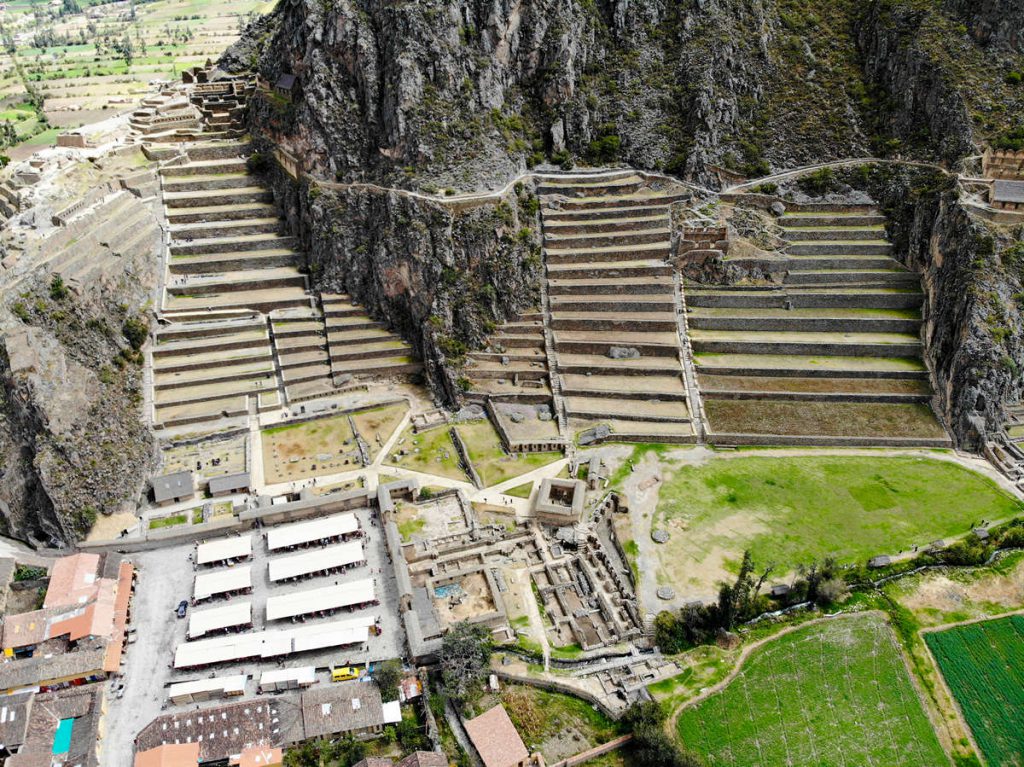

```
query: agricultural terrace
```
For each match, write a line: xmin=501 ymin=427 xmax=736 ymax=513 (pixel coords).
xmin=675 ymin=614 xmax=947 ymax=767
xmin=925 ymin=615 xmax=1024 ymax=766
xmin=653 ymin=454 xmax=1022 ymax=596
xmin=261 ymin=413 xmax=362 ymax=485
xmin=0 ymin=0 xmax=275 ymax=155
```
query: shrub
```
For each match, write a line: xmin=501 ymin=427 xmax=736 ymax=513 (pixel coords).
xmin=798 ymin=167 xmax=836 ymax=197
xmin=122 ymin=315 xmax=148 ymax=350
xmin=49 ymin=274 xmax=68 ymax=300
xmin=1006 ymin=71 xmax=1023 ymax=86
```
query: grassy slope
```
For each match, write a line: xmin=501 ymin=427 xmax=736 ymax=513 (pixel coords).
xmin=676 ymin=614 xmax=946 ymax=766
xmin=655 ymin=454 xmax=1022 ymax=589
xmin=925 ymin=615 xmax=1024 ymax=766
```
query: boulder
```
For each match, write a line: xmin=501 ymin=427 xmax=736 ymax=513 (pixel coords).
xmin=608 ymin=346 xmax=641 ymax=359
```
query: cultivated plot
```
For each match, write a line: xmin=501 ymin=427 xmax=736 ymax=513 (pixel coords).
xmin=676 ymin=614 xmax=947 ymax=767
xmin=926 ymin=615 xmax=1024 ymax=766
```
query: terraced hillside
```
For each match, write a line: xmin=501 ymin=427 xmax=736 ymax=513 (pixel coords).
xmin=145 ymin=86 xmax=417 ymax=431
xmin=689 ymin=204 xmax=950 ymax=446
xmin=536 ymin=172 xmax=699 ymax=443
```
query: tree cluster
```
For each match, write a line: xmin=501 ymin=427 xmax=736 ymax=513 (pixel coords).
xmin=655 ymin=551 xmax=847 ymax=653
xmin=623 ymin=702 xmax=704 ymax=767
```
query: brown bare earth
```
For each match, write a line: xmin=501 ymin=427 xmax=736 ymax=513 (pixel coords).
xmin=704 ymin=400 xmax=947 ymax=438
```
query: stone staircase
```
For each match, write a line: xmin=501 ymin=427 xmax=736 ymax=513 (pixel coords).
xmin=687 ymin=204 xmax=950 ymax=446
xmin=537 ymin=172 xmax=698 ymax=443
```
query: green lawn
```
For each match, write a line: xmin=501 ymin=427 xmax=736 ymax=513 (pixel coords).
xmin=389 ymin=425 xmax=467 ymax=482
xmin=676 ymin=614 xmax=947 ymax=766
xmin=505 ymin=481 xmax=534 ymax=498
xmin=455 ymin=419 xmax=560 ymax=487
xmin=655 ymin=454 xmax=1022 ymax=593
xmin=925 ymin=615 xmax=1024 ymax=766
xmin=149 ymin=513 xmax=187 ymax=529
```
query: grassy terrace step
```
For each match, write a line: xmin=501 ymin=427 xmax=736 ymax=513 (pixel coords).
xmin=165 ymin=203 xmax=279 ymax=224
xmin=778 ymin=214 xmax=885 ymax=227
xmin=272 ymin=320 xmax=323 ymax=336
xmin=698 ymin=374 xmax=931 ymax=396
xmin=168 ymin=268 xmax=306 ymax=296
xmin=164 ymin=286 xmax=310 ymax=313
xmin=170 ymin=217 xmax=281 ymax=240
xmin=685 ymin=287 xmax=923 ymax=310
xmin=544 ymin=241 xmax=671 ymax=263
xmin=537 ymin=175 xmax=644 ymax=196
xmin=780 ymin=227 xmax=886 ymax=241
xmin=694 ymin=352 xmax=928 ymax=378
xmin=154 ymin=376 xmax=277 ymax=406
xmin=325 ymin=327 xmax=401 ymax=344
xmin=325 ymin=317 xmax=385 ymax=332
xmin=543 ymin=214 xmax=668 ymax=235
xmin=463 ymin=378 xmax=553 ymax=400
xmin=274 ymin=334 xmax=326 ymax=353
xmin=561 ymin=373 xmax=686 ymax=397
xmin=703 ymin=400 xmax=948 ymax=443
xmin=279 ymin=350 xmax=331 ymax=370
xmin=783 ymin=269 xmax=917 ymax=285
xmin=787 ymin=242 xmax=893 ymax=256
xmin=548 ymin=276 xmax=674 ymax=295
xmin=469 ymin=348 xmax=546 ymax=363
xmin=781 ymin=255 xmax=904 ymax=270
xmin=160 ymin=158 xmax=249 ymax=177
xmin=565 ymin=396 xmax=691 ymax=422
xmin=170 ymin=233 xmax=297 ymax=257
xmin=568 ymin=416 xmax=696 ymax=441
xmin=688 ymin=306 xmax=921 ymax=333
xmin=546 ymin=261 xmax=673 ymax=279
xmin=153 ymin=329 xmax=268 ymax=356
xmin=155 ymin=319 xmax=266 ymax=343
xmin=154 ymin=359 xmax=275 ymax=389
xmin=331 ymin=357 xmax=422 ymax=376
xmin=286 ymin=378 xmax=339 ymax=401
xmin=543 ymin=227 xmax=669 ymax=249
xmin=690 ymin=329 xmax=922 ymax=358
xmin=329 ymin=341 xmax=411 ymax=362
xmin=551 ymin=295 xmax=676 ymax=312
xmin=152 ymin=344 xmax=271 ymax=372
xmin=550 ymin=315 xmax=678 ymax=334
xmin=698 ymin=375 xmax=931 ymax=403
xmin=557 ymin=353 xmax=681 ymax=374
xmin=546 ymin=191 xmax=690 ymax=211
xmin=282 ymin=363 xmax=333 ymax=383
xmin=155 ymin=395 xmax=249 ymax=427
xmin=542 ymin=204 xmax=671 ymax=222
xmin=170 ymin=249 xmax=298 ymax=274
xmin=162 ymin=172 xmax=254 ymax=191
xmin=185 ymin=141 xmax=251 ymax=162
xmin=163 ymin=187 xmax=271 ymax=209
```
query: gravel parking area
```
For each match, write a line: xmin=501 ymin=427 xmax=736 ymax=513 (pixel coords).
xmin=102 ymin=505 xmax=404 ymax=766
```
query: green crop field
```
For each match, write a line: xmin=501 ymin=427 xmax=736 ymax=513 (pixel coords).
xmin=654 ymin=454 xmax=1023 ymax=595
xmin=925 ymin=615 xmax=1024 ymax=766
xmin=676 ymin=614 xmax=947 ymax=766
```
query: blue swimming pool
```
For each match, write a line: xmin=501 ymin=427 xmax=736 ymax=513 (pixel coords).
xmin=52 ymin=718 xmax=74 ymax=754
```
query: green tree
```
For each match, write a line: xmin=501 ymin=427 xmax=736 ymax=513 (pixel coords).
xmin=374 ymin=658 xmax=403 ymax=702
xmin=440 ymin=621 xmax=492 ymax=708
xmin=624 ymin=702 xmax=705 ymax=767
xmin=49 ymin=274 xmax=68 ymax=300
xmin=122 ymin=316 xmax=149 ymax=350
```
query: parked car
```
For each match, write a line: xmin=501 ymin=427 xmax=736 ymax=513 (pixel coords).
xmin=331 ymin=666 xmax=360 ymax=682
xmin=176 ymin=600 xmax=188 ymax=618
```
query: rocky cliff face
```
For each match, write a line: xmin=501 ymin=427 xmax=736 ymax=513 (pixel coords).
xmin=865 ymin=167 xmax=1024 ymax=449
xmin=0 ymin=203 xmax=159 ymax=546
xmin=263 ymin=159 xmax=543 ymax=400
xmin=228 ymin=0 xmax=1023 ymax=190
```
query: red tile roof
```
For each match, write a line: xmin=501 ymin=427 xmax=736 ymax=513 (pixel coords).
xmin=43 ymin=553 xmax=101 ymax=608
xmin=134 ymin=743 xmax=201 ymax=767
xmin=463 ymin=705 xmax=529 ymax=767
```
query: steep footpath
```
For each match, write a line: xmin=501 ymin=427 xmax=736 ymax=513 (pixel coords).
xmin=689 ymin=203 xmax=950 ymax=446
xmin=145 ymin=87 xmax=417 ymax=431
xmin=537 ymin=172 xmax=698 ymax=443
